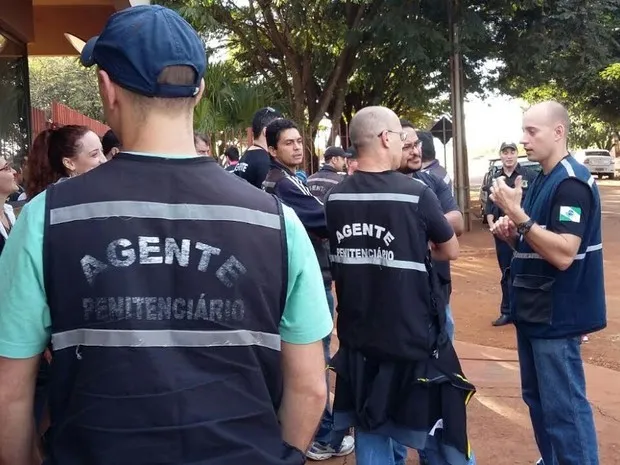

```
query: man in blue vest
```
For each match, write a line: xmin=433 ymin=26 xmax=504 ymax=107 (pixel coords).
xmin=262 ymin=119 xmax=355 ymax=461
xmin=398 ymin=121 xmax=474 ymax=465
xmin=399 ymin=123 xmax=464 ymax=341
xmin=490 ymin=100 xmax=606 ymax=465
xmin=0 ymin=6 xmax=333 ymax=465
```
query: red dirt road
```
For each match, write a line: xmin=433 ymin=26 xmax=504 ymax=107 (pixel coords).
xmin=324 ymin=181 xmax=620 ymax=465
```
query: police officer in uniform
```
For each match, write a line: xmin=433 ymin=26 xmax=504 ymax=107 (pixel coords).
xmin=485 ymin=142 xmax=535 ymax=327
xmin=261 ymin=119 xmax=355 ymax=461
xmin=491 ymin=101 xmax=605 ymax=465
xmin=0 ymin=6 xmax=333 ymax=465
xmin=307 ymin=146 xmax=349 ymax=202
xmin=326 ymin=106 xmax=475 ymax=465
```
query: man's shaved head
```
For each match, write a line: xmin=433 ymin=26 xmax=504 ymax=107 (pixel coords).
xmin=521 ymin=100 xmax=571 ymax=167
xmin=350 ymin=106 xmax=401 ymax=149
xmin=526 ymin=101 xmax=571 ymax=136
xmin=348 ymin=106 xmax=403 ymax=171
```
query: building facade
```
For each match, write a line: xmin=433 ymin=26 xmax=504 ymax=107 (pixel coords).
xmin=0 ymin=0 xmax=144 ymax=161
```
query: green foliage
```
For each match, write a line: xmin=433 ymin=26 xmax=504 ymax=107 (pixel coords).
xmin=28 ymin=57 xmax=103 ymax=121
xmin=521 ymin=83 xmax=613 ymax=150
xmin=194 ymin=61 xmax=286 ymax=154
xmin=157 ymin=0 xmax=620 ymax=158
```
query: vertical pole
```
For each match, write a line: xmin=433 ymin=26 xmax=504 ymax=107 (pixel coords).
xmin=449 ymin=0 xmax=471 ymax=231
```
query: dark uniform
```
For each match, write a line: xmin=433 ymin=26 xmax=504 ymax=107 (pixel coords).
xmin=307 ymin=165 xmax=346 ymax=202
xmin=326 ymin=170 xmax=475 ymax=464
xmin=484 ymin=164 xmax=535 ymax=320
xmin=43 ymin=153 xmax=302 ymax=465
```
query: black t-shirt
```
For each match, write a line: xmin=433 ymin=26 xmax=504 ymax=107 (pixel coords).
xmin=418 ymin=188 xmax=455 ymax=245
xmin=233 ymin=148 xmax=270 ymax=188
xmin=548 ymin=178 xmax=592 ymax=238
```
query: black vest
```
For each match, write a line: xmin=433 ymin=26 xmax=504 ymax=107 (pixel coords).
xmin=307 ymin=166 xmax=345 ymax=202
xmin=263 ymin=164 xmax=331 ymax=285
xmin=325 ymin=171 xmax=443 ymax=361
xmin=43 ymin=153 xmax=303 ymax=465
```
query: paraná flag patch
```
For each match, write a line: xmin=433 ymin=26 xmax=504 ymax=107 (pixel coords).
xmin=559 ymin=206 xmax=581 ymax=223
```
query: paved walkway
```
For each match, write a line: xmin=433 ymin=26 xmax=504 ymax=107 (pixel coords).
xmin=323 ymin=341 xmax=620 ymax=465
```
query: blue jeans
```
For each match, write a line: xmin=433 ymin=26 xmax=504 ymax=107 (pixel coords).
xmin=445 ymin=304 xmax=455 ymax=342
xmin=314 ymin=284 xmax=347 ymax=449
xmin=418 ymin=436 xmax=476 ymax=465
xmin=354 ymin=430 xmax=407 ymax=465
xmin=517 ymin=330 xmax=599 ymax=465
xmin=356 ymin=431 xmax=474 ymax=465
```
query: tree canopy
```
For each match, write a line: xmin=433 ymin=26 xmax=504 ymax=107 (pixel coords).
xmin=157 ymin=0 xmax=619 ymax=160
xmin=29 ymin=57 xmax=103 ymax=121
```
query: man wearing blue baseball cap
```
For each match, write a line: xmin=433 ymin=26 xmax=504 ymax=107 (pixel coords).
xmin=0 ymin=6 xmax=332 ymax=465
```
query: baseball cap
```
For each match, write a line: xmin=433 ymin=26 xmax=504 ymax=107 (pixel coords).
xmin=500 ymin=142 xmax=518 ymax=152
xmin=324 ymin=146 xmax=348 ymax=161
xmin=80 ymin=5 xmax=207 ymax=98
xmin=345 ymin=146 xmax=358 ymax=159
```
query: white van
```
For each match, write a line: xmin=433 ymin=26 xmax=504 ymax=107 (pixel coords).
xmin=573 ymin=149 xmax=615 ymax=179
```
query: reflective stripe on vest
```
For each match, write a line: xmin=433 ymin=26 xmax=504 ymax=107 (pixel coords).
xmin=52 ymin=328 xmax=281 ymax=351
xmin=328 ymin=192 xmax=420 ymax=203
xmin=560 ymin=159 xmax=595 ymax=187
xmin=514 ymin=243 xmax=602 ymax=260
xmin=308 ymin=177 xmax=340 ymax=185
xmin=49 ymin=201 xmax=281 ymax=230
xmin=330 ymin=254 xmax=427 ymax=272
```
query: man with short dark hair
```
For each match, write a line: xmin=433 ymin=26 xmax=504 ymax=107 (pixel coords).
xmin=224 ymin=146 xmax=240 ymax=172
xmin=262 ymin=119 xmax=355 ymax=462
xmin=0 ymin=6 xmax=332 ymax=464
xmin=101 ymin=129 xmax=121 ymax=160
xmin=307 ymin=146 xmax=349 ymax=202
xmin=235 ymin=106 xmax=283 ymax=188
xmin=398 ymin=120 xmax=464 ymax=341
xmin=418 ymin=131 xmax=452 ymax=191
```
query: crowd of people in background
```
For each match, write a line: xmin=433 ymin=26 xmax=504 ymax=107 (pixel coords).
xmin=0 ymin=5 xmax=607 ymax=465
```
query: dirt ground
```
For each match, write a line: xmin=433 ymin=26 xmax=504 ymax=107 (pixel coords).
xmin=457 ymin=180 xmax=620 ymax=371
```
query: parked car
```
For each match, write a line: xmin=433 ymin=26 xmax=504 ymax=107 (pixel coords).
xmin=573 ymin=149 xmax=615 ymax=179
xmin=478 ymin=156 xmax=542 ymax=223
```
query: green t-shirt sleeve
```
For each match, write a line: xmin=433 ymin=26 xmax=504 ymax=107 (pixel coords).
xmin=279 ymin=205 xmax=333 ymax=344
xmin=0 ymin=192 xmax=51 ymax=358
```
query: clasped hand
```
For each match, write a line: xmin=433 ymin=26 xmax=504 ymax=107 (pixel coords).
xmin=490 ymin=215 xmax=517 ymax=242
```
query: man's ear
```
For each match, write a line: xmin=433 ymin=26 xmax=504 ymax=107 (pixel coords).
xmin=97 ymin=69 xmax=117 ymax=111
xmin=194 ymin=78 xmax=206 ymax=102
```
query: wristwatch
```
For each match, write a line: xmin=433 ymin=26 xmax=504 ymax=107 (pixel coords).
xmin=517 ymin=218 xmax=535 ymax=236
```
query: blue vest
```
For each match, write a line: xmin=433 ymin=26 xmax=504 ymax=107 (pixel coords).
xmin=511 ymin=156 xmax=606 ymax=338
xmin=43 ymin=154 xmax=304 ymax=465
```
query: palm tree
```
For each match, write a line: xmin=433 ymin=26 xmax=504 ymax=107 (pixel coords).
xmin=194 ymin=61 xmax=286 ymax=159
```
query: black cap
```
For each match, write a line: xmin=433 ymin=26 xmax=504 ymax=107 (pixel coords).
xmin=500 ymin=142 xmax=518 ymax=152
xmin=324 ymin=146 xmax=348 ymax=161
xmin=345 ymin=146 xmax=358 ymax=159
xmin=101 ymin=129 xmax=121 ymax=154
